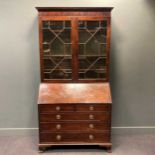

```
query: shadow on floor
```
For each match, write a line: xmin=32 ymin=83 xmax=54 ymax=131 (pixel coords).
xmin=44 ymin=145 xmax=107 ymax=153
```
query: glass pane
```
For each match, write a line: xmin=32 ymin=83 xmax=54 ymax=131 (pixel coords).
xmin=85 ymin=38 xmax=99 ymax=55
xmin=44 ymin=70 xmax=72 ymax=79
xmin=95 ymin=29 xmax=107 ymax=43
xmin=79 ymin=44 xmax=84 ymax=55
xmin=65 ymin=21 xmax=71 ymax=28
xmin=78 ymin=20 xmax=107 ymax=80
xmin=43 ymin=21 xmax=49 ymax=29
xmin=59 ymin=29 xmax=71 ymax=43
xmin=42 ymin=21 xmax=72 ymax=80
xmin=87 ymin=21 xmax=99 ymax=30
xmin=101 ymin=21 xmax=107 ymax=27
xmin=78 ymin=21 xmax=86 ymax=29
xmin=79 ymin=58 xmax=90 ymax=69
xmin=44 ymin=58 xmax=55 ymax=69
xmin=50 ymin=38 xmax=64 ymax=55
xmin=43 ymin=56 xmax=72 ymax=80
xmin=65 ymin=44 xmax=71 ymax=55
xmin=43 ymin=29 xmax=55 ymax=43
xmin=59 ymin=58 xmax=72 ymax=69
xmin=50 ymin=21 xmax=63 ymax=30
xmin=79 ymin=30 xmax=91 ymax=43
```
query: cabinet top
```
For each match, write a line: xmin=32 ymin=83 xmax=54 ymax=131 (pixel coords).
xmin=38 ymin=83 xmax=112 ymax=104
xmin=36 ymin=7 xmax=113 ymax=12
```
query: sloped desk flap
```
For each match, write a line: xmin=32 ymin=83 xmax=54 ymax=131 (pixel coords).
xmin=38 ymin=83 xmax=112 ymax=104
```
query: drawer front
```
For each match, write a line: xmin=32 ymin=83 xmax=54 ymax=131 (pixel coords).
xmin=76 ymin=104 xmax=111 ymax=111
xmin=40 ymin=122 xmax=110 ymax=132
xmin=39 ymin=104 xmax=111 ymax=113
xmin=40 ymin=112 xmax=110 ymax=122
xmin=40 ymin=132 xmax=110 ymax=143
xmin=39 ymin=104 xmax=75 ymax=113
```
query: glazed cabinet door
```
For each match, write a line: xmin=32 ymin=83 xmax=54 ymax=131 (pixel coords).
xmin=77 ymin=18 xmax=109 ymax=82
xmin=40 ymin=19 xmax=73 ymax=82
xmin=39 ymin=17 xmax=110 ymax=82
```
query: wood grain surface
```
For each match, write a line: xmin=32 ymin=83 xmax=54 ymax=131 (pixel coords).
xmin=38 ymin=83 xmax=112 ymax=104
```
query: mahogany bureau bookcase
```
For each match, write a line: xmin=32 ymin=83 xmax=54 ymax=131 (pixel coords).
xmin=36 ymin=7 xmax=113 ymax=153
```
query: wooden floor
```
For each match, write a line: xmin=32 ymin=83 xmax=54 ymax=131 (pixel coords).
xmin=0 ymin=134 xmax=154 ymax=155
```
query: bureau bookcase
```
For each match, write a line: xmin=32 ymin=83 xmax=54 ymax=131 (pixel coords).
xmin=36 ymin=7 xmax=113 ymax=153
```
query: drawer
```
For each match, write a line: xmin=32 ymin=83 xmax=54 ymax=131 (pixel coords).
xmin=76 ymin=104 xmax=111 ymax=111
xmin=40 ymin=132 xmax=110 ymax=143
xmin=40 ymin=122 xmax=110 ymax=132
xmin=39 ymin=104 xmax=111 ymax=113
xmin=39 ymin=104 xmax=75 ymax=113
xmin=40 ymin=112 xmax=110 ymax=122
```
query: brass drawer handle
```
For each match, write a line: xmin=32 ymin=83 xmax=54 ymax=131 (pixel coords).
xmin=89 ymin=106 xmax=94 ymax=111
xmin=89 ymin=134 xmax=94 ymax=140
xmin=89 ymin=114 xmax=94 ymax=119
xmin=56 ymin=115 xmax=61 ymax=120
xmin=56 ymin=124 xmax=61 ymax=129
xmin=56 ymin=106 xmax=61 ymax=111
xmin=89 ymin=124 xmax=94 ymax=129
xmin=56 ymin=135 xmax=61 ymax=140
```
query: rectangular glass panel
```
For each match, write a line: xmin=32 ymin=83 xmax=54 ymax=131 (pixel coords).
xmin=78 ymin=20 xmax=107 ymax=80
xmin=42 ymin=21 xmax=72 ymax=80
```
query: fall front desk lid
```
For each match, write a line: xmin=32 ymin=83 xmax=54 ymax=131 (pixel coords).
xmin=38 ymin=83 xmax=112 ymax=104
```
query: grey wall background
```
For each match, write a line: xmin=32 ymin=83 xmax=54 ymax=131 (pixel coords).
xmin=0 ymin=0 xmax=155 ymax=130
